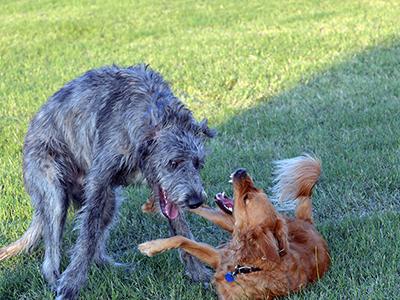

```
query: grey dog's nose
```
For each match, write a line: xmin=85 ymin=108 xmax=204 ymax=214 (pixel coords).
xmin=187 ymin=193 xmax=203 ymax=209
xmin=233 ymin=168 xmax=247 ymax=179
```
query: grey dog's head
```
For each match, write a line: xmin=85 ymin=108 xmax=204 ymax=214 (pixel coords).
xmin=139 ymin=103 xmax=215 ymax=220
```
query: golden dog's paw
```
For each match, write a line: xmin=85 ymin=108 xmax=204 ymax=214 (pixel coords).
xmin=138 ymin=241 xmax=161 ymax=257
xmin=141 ymin=197 xmax=157 ymax=214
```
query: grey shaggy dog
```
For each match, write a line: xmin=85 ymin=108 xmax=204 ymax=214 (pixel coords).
xmin=0 ymin=64 xmax=215 ymax=299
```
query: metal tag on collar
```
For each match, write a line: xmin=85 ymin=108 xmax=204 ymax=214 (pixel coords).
xmin=224 ymin=265 xmax=240 ymax=282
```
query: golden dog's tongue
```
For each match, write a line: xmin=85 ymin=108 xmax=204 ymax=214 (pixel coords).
xmin=215 ymin=192 xmax=233 ymax=215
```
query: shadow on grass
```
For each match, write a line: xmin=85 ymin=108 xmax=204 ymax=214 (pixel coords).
xmin=206 ymin=40 xmax=400 ymax=223
xmin=1 ymin=42 xmax=399 ymax=299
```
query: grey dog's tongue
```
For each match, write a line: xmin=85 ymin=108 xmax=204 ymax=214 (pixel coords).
xmin=160 ymin=189 xmax=179 ymax=220
xmin=165 ymin=201 xmax=179 ymax=220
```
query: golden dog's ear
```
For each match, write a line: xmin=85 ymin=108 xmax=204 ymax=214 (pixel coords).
xmin=258 ymin=231 xmax=281 ymax=263
xmin=238 ymin=228 xmax=280 ymax=264
xmin=274 ymin=217 xmax=289 ymax=256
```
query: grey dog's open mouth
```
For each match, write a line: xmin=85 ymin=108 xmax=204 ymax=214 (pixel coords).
xmin=157 ymin=185 xmax=179 ymax=220
xmin=215 ymin=192 xmax=234 ymax=215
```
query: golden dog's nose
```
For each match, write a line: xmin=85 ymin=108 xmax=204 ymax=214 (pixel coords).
xmin=233 ymin=168 xmax=247 ymax=179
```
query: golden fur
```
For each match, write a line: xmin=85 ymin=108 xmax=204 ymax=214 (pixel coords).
xmin=139 ymin=155 xmax=330 ymax=299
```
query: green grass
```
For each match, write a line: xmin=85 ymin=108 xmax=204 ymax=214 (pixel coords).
xmin=1 ymin=0 xmax=400 ymax=299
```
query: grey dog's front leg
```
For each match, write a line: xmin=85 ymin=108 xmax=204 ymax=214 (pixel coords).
xmin=168 ymin=214 xmax=212 ymax=282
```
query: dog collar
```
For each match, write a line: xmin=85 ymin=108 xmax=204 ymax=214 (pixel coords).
xmin=225 ymin=265 xmax=262 ymax=282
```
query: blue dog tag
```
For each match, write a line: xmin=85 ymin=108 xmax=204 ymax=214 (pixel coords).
xmin=225 ymin=272 xmax=235 ymax=282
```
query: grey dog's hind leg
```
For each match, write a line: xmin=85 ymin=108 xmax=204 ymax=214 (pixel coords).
xmin=41 ymin=187 xmax=68 ymax=289
xmin=24 ymin=159 xmax=69 ymax=288
xmin=169 ymin=214 xmax=212 ymax=282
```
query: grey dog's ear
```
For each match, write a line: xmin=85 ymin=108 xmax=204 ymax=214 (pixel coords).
xmin=198 ymin=118 xmax=217 ymax=138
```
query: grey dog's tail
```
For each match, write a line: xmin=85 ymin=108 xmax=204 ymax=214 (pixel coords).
xmin=0 ymin=214 xmax=42 ymax=261
xmin=271 ymin=154 xmax=321 ymax=223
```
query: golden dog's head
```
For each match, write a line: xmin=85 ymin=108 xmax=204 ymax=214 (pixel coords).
xmin=232 ymin=168 xmax=277 ymax=229
xmin=232 ymin=168 xmax=287 ymax=263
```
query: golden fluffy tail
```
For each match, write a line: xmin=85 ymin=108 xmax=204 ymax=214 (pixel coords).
xmin=271 ymin=154 xmax=321 ymax=223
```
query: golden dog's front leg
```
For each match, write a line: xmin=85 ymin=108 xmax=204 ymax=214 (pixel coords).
xmin=191 ymin=206 xmax=234 ymax=233
xmin=142 ymin=197 xmax=235 ymax=233
xmin=138 ymin=236 xmax=221 ymax=269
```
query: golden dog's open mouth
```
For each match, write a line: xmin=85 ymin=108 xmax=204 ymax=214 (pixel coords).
xmin=215 ymin=192 xmax=234 ymax=215
xmin=215 ymin=169 xmax=250 ymax=215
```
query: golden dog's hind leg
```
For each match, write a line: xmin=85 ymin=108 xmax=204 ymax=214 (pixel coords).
xmin=138 ymin=236 xmax=221 ymax=269
xmin=191 ymin=206 xmax=234 ymax=233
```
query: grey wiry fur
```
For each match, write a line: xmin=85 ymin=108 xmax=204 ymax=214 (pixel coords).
xmin=0 ymin=64 xmax=215 ymax=299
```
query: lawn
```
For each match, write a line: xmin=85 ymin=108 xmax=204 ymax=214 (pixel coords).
xmin=0 ymin=0 xmax=399 ymax=299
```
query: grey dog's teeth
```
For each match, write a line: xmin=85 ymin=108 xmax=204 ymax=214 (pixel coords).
xmin=163 ymin=190 xmax=168 ymax=201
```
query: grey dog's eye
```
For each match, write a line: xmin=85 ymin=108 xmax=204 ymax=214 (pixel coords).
xmin=169 ymin=159 xmax=182 ymax=170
